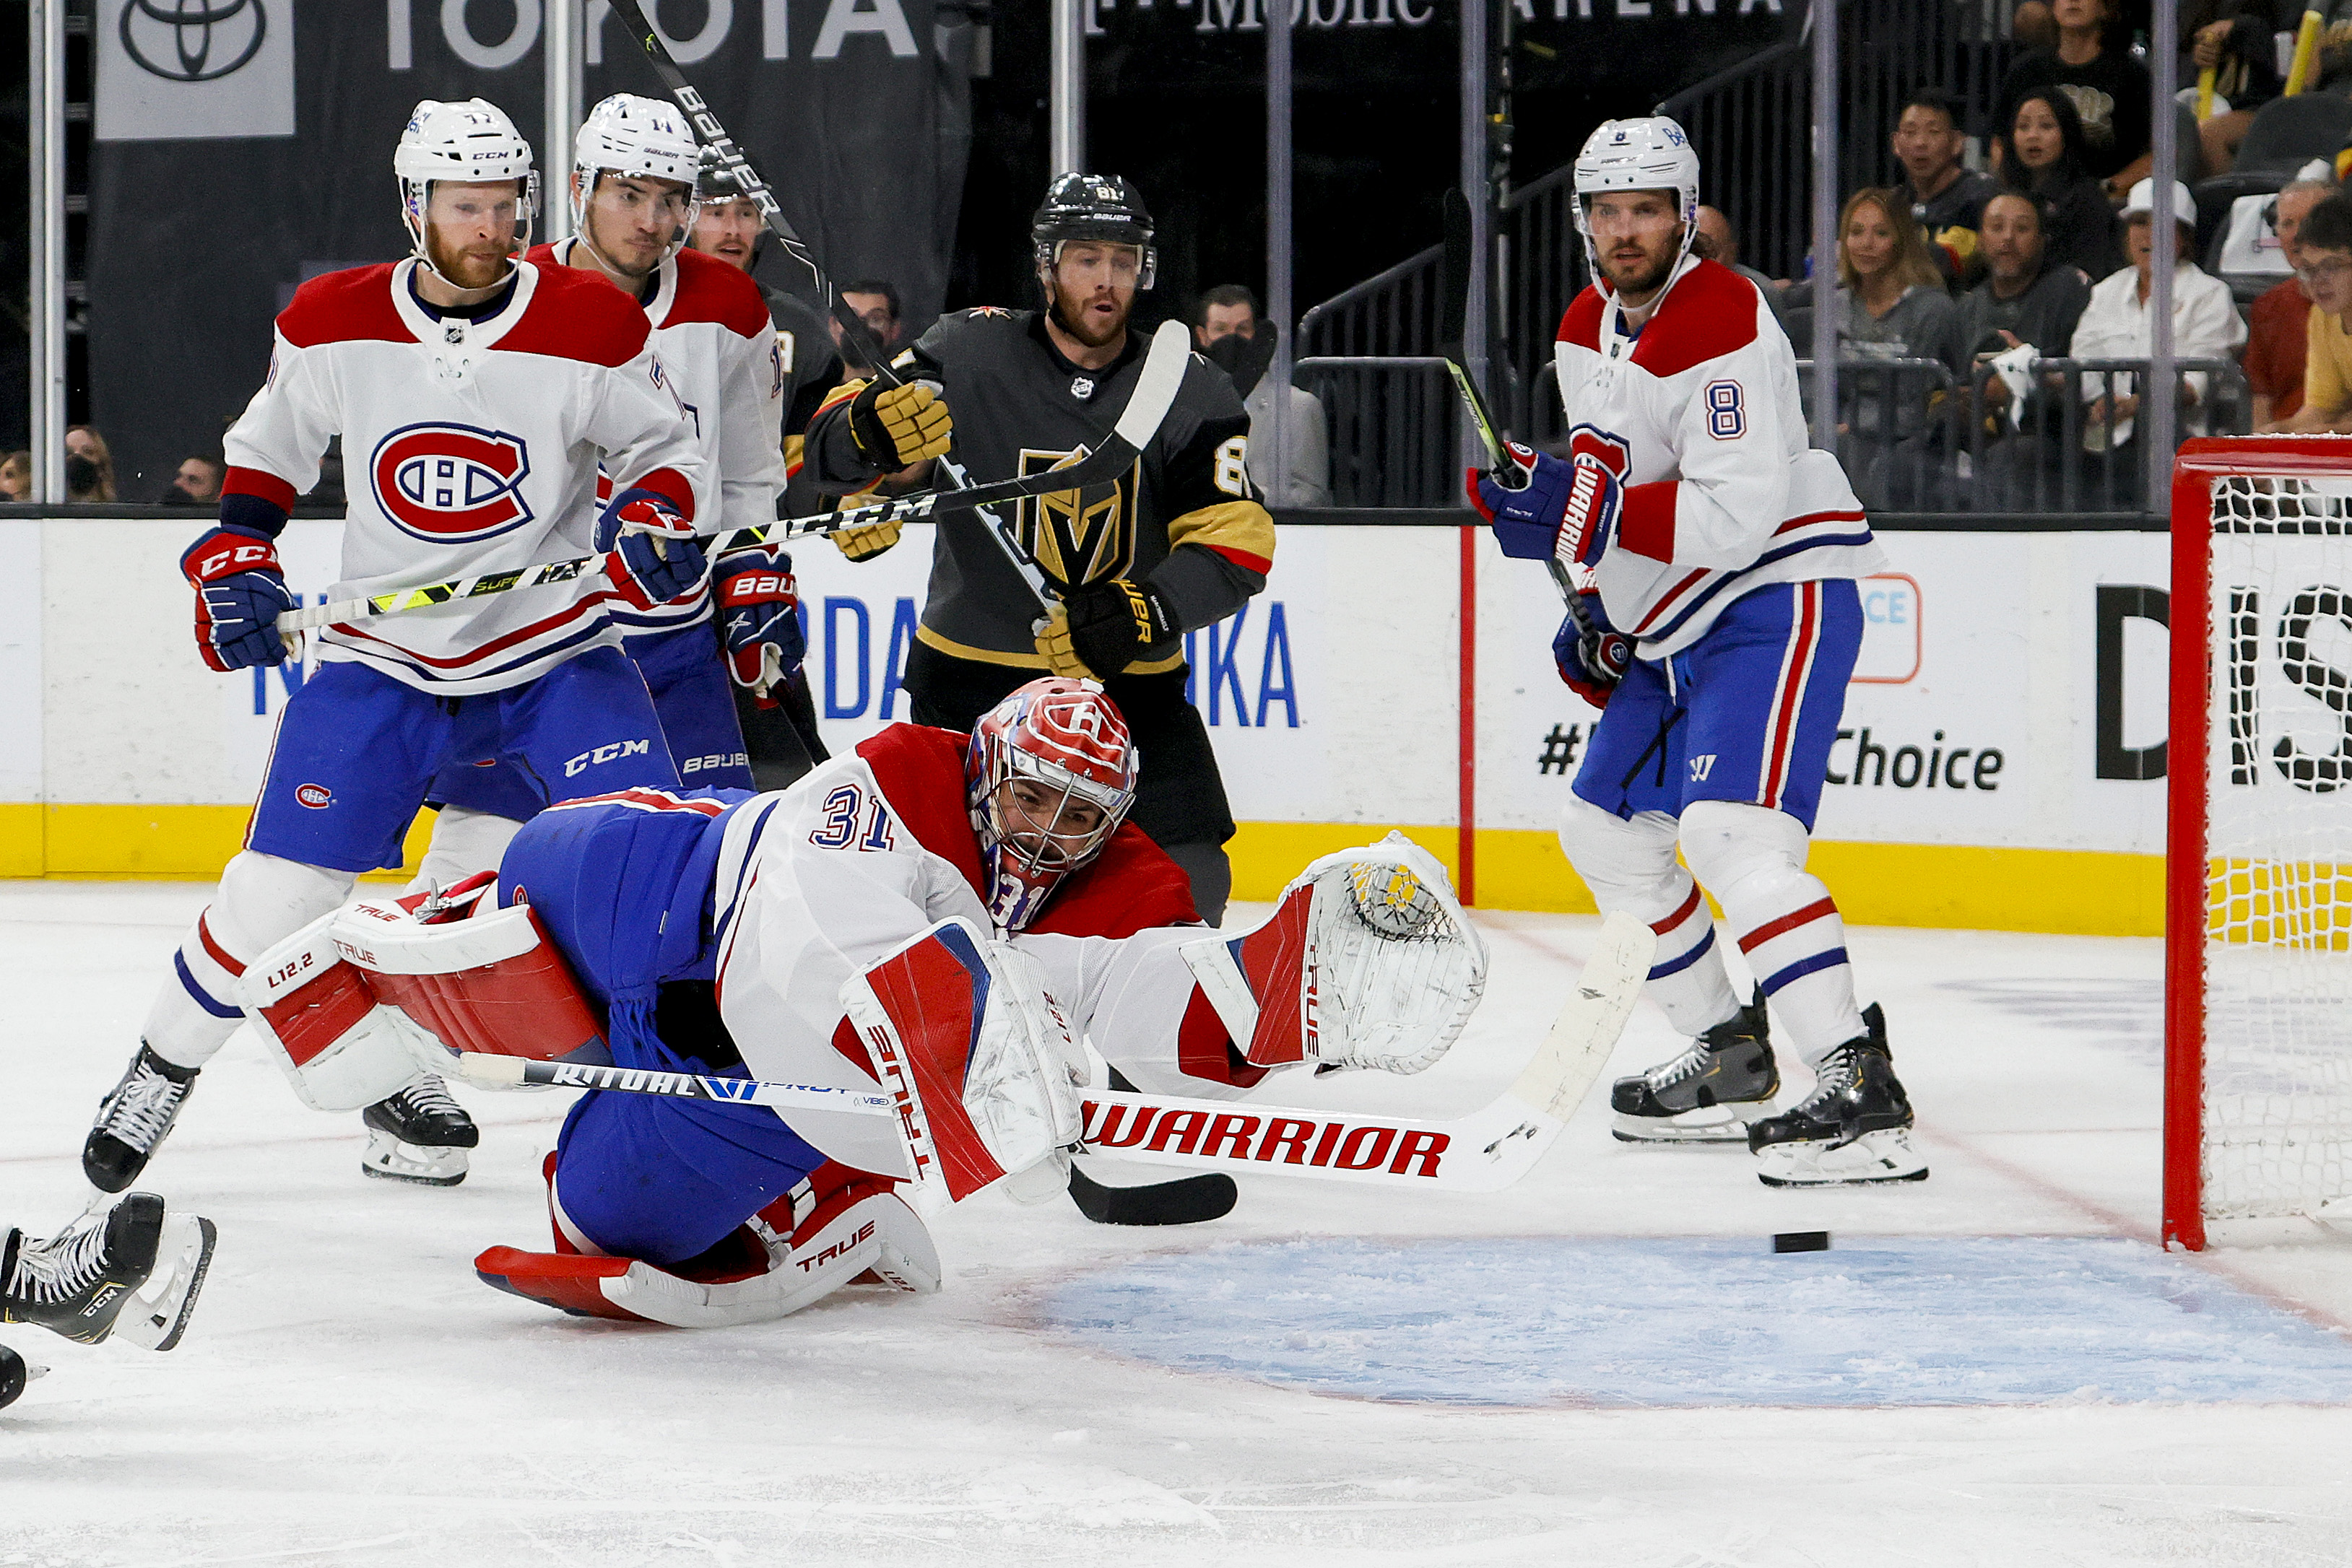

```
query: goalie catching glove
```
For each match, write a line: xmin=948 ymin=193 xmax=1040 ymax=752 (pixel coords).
xmin=183 ymin=523 xmax=294 ymax=671
xmin=846 ymin=378 xmax=954 ymax=470
xmin=1468 ymin=441 xmax=1616 ymax=571
xmin=1181 ymin=831 xmax=1488 ymax=1076
xmin=1036 ymin=576 xmax=1179 ymax=679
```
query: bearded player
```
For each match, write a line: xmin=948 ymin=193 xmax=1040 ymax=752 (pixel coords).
xmin=80 ymin=99 xmax=709 ymax=1194
xmin=1470 ymin=118 xmax=1926 ymax=1187
xmin=802 ymin=175 xmax=1273 ymax=925
xmin=415 ymin=93 xmax=798 ymax=895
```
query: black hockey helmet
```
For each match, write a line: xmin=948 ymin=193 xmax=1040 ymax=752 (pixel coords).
xmin=1031 ymin=173 xmax=1156 ymax=290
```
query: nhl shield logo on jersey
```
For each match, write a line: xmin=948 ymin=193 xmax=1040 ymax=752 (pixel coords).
xmin=370 ymin=423 xmax=535 ymax=544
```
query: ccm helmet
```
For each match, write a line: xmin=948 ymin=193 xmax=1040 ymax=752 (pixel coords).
xmin=1571 ymin=116 xmax=1702 ymax=300
xmin=570 ymin=93 xmax=704 ymax=268
xmin=1031 ymin=173 xmax=1156 ymax=290
xmin=395 ymin=98 xmax=537 ymax=291
xmin=965 ymin=679 xmax=1140 ymax=931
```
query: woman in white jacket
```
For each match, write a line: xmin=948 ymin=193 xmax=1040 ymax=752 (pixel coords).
xmin=2072 ymin=177 xmax=2247 ymax=458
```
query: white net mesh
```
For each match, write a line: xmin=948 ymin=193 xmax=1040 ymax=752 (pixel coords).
xmin=2200 ymin=474 xmax=2352 ymax=1222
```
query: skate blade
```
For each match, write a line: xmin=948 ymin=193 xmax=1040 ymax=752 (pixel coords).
xmin=1755 ymin=1125 xmax=1928 ymax=1188
xmin=1611 ymin=1101 xmax=1775 ymax=1145
xmin=111 ymin=1216 xmax=217 ymax=1353
xmin=361 ymin=1131 xmax=470 ymax=1187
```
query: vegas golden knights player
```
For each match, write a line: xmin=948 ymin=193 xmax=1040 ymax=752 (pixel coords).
xmin=804 ymin=175 xmax=1275 ymax=923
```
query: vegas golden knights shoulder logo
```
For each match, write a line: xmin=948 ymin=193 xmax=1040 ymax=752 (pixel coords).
xmin=1014 ymin=447 xmax=1141 ymax=587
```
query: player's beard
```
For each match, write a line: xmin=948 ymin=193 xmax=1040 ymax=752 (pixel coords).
xmin=1600 ymin=230 xmax=1682 ymax=302
xmin=1046 ymin=278 xmax=1133 ymax=349
xmin=427 ymin=230 xmax=516 ymax=292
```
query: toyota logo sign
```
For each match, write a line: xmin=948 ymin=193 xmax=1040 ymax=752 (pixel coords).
xmin=119 ymin=0 xmax=266 ymax=84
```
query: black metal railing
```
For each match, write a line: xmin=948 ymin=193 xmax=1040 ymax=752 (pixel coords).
xmin=1292 ymin=356 xmax=1462 ymax=509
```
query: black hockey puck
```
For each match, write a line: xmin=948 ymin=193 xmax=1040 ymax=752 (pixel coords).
xmin=0 ymin=1344 xmax=27 ymax=1410
xmin=1772 ymin=1231 xmax=1831 ymax=1253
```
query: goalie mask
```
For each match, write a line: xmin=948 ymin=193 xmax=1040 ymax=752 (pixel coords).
xmin=965 ymin=679 xmax=1140 ymax=931
xmin=1571 ymin=116 xmax=1702 ymax=307
xmin=570 ymin=92 xmax=704 ymax=272
xmin=395 ymin=98 xmax=538 ymax=294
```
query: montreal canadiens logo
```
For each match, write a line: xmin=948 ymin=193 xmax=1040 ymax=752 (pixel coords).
xmin=370 ymin=422 xmax=534 ymax=544
xmin=295 ymin=784 xmax=332 ymax=809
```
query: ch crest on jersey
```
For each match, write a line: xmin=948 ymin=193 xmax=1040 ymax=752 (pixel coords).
xmin=370 ymin=422 xmax=534 ymax=544
xmin=1013 ymin=448 xmax=1140 ymax=587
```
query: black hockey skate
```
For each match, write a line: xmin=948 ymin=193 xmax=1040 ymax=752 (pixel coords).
xmin=1610 ymin=989 xmax=1779 ymax=1144
xmin=84 ymin=1042 xmax=200 ymax=1194
xmin=361 ymin=1076 xmax=479 ymax=1187
xmin=1747 ymin=1003 xmax=1928 ymax=1186
xmin=2 ymin=1193 xmax=218 ymax=1351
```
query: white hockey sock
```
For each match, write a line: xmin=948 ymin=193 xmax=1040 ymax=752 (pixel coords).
xmin=1678 ymin=801 xmax=1866 ymax=1067
xmin=142 ymin=851 xmax=357 ymax=1070
xmin=404 ymin=805 xmax=525 ymax=899
xmin=1559 ymin=797 xmax=1740 ymax=1037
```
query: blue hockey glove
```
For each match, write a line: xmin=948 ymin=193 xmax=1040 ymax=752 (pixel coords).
xmin=1553 ymin=606 xmax=1632 ymax=711
xmin=1467 ymin=442 xmax=1617 ymax=570
xmin=713 ymin=545 xmax=806 ymax=701
xmin=597 ymin=487 xmax=709 ymax=609
xmin=181 ymin=523 xmax=293 ymax=672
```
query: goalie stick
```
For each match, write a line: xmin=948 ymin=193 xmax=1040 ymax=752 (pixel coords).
xmin=451 ymin=913 xmax=1654 ymax=1196
xmin=272 ymin=320 xmax=1192 ymax=636
xmin=1438 ymin=188 xmax=1593 ymax=627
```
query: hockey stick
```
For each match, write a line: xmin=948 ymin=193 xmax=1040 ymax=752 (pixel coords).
xmin=451 ymin=913 xmax=1654 ymax=1195
xmin=272 ymin=320 xmax=1192 ymax=636
xmin=607 ymin=0 xmax=1061 ymax=615
xmin=1067 ymin=1161 xmax=1237 ymax=1226
xmin=1439 ymin=188 xmax=1594 ymax=627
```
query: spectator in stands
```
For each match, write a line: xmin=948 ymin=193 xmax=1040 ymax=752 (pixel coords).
xmin=1997 ymin=0 xmax=2154 ymax=198
xmin=2312 ymin=0 xmax=2352 ymax=93
xmin=0 ymin=452 xmax=29 ymax=502
xmin=830 ymin=279 xmax=903 ymax=379
xmin=1695 ymin=206 xmax=1789 ymax=318
xmin=2074 ymin=179 xmax=2247 ymax=469
xmin=1997 ymin=88 xmax=2125 ymax=283
xmin=1821 ymin=189 xmax=1965 ymax=507
xmin=1192 ymin=283 xmax=1331 ymax=506
xmin=1956 ymin=193 xmax=2092 ymax=503
xmin=160 ymin=455 xmax=223 ymax=507
xmin=64 ymin=425 xmax=114 ymax=503
xmin=2260 ymin=196 xmax=2352 ymax=433
xmin=1894 ymin=87 xmax=2000 ymax=289
xmin=2185 ymin=0 xmax=2286 ymax=175
xmin=2249 ymin=179 xmax=2338 ymax=430
xmin=2013 ymin=1 xmax=2060 ymax=52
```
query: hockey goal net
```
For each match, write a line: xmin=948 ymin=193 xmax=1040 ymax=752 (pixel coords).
xmin=2169 ymin=437 xmax=2352 ymax=1249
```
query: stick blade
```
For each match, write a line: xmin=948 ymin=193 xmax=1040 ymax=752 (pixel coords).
xmin=1507 ymin=911 xmax=1657 ymax=1120
xmin=1067 ymin=1162 xmax=1237 ymax=1226
xmin=1112 ymin=319 xmax=1197 ymax=450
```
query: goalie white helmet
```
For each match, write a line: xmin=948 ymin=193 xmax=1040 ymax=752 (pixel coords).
xmin=394 ymin=97 xmax=537 ymax=291
xmin=570 ymin=92 xmax=704 ymax=265
xmin=1571 ymin=116 xmax=1702 ymax=301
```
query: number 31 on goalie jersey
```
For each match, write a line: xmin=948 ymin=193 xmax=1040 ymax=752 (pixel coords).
xmin=808 ymin=784 xmax=897 ymax=852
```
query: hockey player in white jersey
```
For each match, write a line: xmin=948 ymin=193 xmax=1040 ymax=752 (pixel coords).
xmin=417 ymin=92 xmax=797 ymax=888
xmin=81 ymin=99 xmax=711 ymax=1195
xmin=1470 ymin=117 xmax=1926 ymax=1187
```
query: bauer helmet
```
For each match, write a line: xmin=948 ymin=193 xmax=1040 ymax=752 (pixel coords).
xmin=571 ymin=93 xmax=703 ymax=267
xmin=395 ymin=98 xmax=538 ymax=289
xmin=1032 ymin=173 xmax=1156 ymax=289
xmin=965 ymin=678 xmax=1140 ymax=931
xmin=1571 ymin=116 xmax=1702 ymax=300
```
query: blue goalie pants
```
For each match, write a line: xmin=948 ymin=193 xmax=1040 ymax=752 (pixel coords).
xmin=500 ymin=788 xmax=823 ymax=1266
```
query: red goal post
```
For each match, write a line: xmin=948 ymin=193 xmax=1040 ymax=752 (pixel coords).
xmin=2168 ymin=437 xmax=2352 ymax=1251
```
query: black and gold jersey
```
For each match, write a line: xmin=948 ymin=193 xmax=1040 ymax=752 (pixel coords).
xmin=806 ymin=307 xmax=1275 ymax=672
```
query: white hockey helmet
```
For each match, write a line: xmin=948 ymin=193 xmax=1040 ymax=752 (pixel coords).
xmin=1571 ymin=116 xmax=1702 ymax=296
xmin=572 ymin=92 xmax=703 ymax=231
xmin=395 ymin=98 xmax=537 ymax=288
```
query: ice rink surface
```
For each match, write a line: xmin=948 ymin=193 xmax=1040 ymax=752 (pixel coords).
xmin=6 ymin=882 xmax=2352 ymax=1567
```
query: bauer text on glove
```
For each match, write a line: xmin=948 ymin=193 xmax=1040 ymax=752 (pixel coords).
xmin=1038 ymin=576 xmax=1180 ymax=679
xmin=183 ymin=523 xmax=294 ymax=672
xmin=714 ymin=546 xmax=807 ymax=700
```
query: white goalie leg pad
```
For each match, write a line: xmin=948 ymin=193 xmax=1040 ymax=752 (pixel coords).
xmin=1754 ymin=1126 xmax=1929 ymax=1188
xmin=1180 ymin=830 xmax=1486 ymax=1074
xmin=585 ymin=1190 xmax=940 ymax=1329
xmin=404 ymin=806 xmax=524 ymax=900
xmin=840 ymin=918 xmax=1085 ymax=1206
xmin=239 ymin=910 xmax=448 ymax=1112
